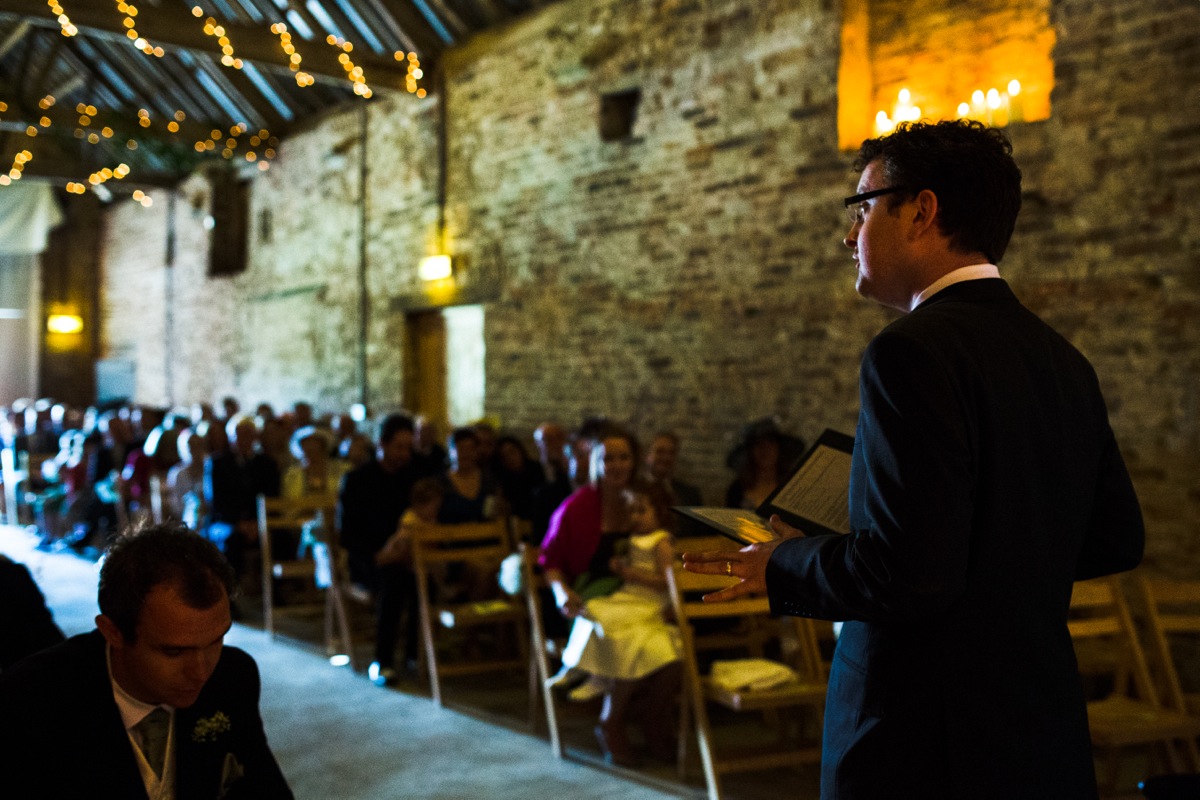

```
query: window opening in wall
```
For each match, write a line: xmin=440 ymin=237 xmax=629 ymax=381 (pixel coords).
xmin=599 ymin=88 xmax=641 ymax=142
xmin=404 ymin=304 xmax=485 ymax=439
xmin=259 ymin=208 xmax=273 ymax=244
xmin=837 ymin=0 xmax=1054 ymax=150
xmin=208 ymin=171 xmax=250 ymax=277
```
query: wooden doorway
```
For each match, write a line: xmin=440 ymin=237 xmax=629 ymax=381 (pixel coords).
xmin=403 ymin=305 xmax=486 ymax=439
xmin=405 ymin=310 xmax=449 ymax=436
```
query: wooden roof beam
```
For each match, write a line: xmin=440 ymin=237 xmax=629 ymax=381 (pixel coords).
xmin=0 ymin=0 xmax=414 ymax=92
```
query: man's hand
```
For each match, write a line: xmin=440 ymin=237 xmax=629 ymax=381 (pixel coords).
xmin=680 ymin=515 xmax=803 ymax=602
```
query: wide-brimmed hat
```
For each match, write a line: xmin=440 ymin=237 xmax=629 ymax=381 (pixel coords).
xmin=725 ymin=416 xmax=806 ymax=473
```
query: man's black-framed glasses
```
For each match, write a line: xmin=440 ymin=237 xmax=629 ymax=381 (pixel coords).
xmin=843 ymin=186 xmax=909 ymax=225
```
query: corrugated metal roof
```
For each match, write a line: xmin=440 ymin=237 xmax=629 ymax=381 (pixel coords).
xmin=0 ymin=0 xmax=556 ymax=191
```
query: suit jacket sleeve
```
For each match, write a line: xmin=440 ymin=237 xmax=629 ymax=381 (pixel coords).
xmin=1072 ymin=417 xmax=1144 ymax=580
xmin=767 ymin=329 xmax=976 ymax=622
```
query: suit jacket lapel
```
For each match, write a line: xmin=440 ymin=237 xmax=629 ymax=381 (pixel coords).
xmin=78 ymin=631 xmax=154 ymax=799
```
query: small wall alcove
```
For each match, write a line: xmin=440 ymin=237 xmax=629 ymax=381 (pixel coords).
xmin=838 ymin=0 xmax=1056 ymax=150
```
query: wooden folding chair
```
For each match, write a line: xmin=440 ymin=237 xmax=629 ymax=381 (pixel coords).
xmin=256 ymin=493 xmax=331 ymax=638
xmin=2 ymin=447 xmax=29 ymax=527
xmin=1136 ymin=574 xmax=1200 ymax=719
xmin=411 ymin=520 xmax=529 ymax=707
xmin=311 ymin=514 xmax=361 ymax=669
xmin=148 ymin=474 xmax=164 ymax=524
xmin=667 ymin=564 xmax=826 ymax=800
xmin=1069 ymin=576 xmax=1200 ymax=792
xmin=518 ymin=541 xmax=563 ymax=757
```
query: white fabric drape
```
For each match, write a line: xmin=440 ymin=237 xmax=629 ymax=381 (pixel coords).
xmin=0 ymin=183 xmax=64 ymax=255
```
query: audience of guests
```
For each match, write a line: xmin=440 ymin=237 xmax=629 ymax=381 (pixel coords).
xmin=0 ymin=390 xmax=827 ymax=783
xmin=723 ymin=416 xmax=805 ymax=510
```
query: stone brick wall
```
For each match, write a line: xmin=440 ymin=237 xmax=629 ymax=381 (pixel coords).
xmin=97 ymin=0 xmax=1200 ymax=575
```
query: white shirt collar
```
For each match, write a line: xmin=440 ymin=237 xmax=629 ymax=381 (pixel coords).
xmin=912 ymin=263 xmax=1000 ymax=310
xmin=106 ymin=642 xmax=174 ymax=730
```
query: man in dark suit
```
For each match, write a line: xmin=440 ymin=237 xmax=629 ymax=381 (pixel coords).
xmin=204 ymin=415 xmax=281 ymax=582
xmin=685 ymin=120 xmax=1144 ymax=798
xmin=0 ymin=522 xmax=292 ymax=799
xmin=337 ymin=412 xmax=422 ymax=686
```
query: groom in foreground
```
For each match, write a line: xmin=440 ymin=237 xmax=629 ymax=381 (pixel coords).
xmin=0 ymin=522 xmax=293 ymax=799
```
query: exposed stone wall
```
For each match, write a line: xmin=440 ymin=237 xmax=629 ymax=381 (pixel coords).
xmin=97 ymin=0 xmax=1200 ymax=575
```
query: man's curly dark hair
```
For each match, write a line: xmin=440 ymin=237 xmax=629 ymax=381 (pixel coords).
xmin=855 ymin=120 xmax=1022 ymax=264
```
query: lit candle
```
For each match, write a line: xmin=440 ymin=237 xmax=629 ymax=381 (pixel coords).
xmin=875 ymin=110 xmax=894 ymax=135
xmin=1007 ymin=79 xmax=1024 ymax=122
xmin=970 ymin=90 xmax=986 ymax=122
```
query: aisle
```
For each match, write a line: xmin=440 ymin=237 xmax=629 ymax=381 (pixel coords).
xmin=0 ymin=525 xmax=690 ymax=800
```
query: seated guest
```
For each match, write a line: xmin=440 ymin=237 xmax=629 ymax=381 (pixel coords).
xmin=165 ymin=428 xmax=208 ymax=529
xmin=492 ymin=434 xmax=545 ymax=521
xmin=723 ymin=416 xmax=805 ymax=510
xmin=472 ymin=419 xmax=499 ymax=474
xmin=644 ymin=430 xmax=703 ymax=506
xmin=539 ymin=427 xmax=640 ymax=639
xmin=60 ymin=430 xmax=120 ymax=549
xmin=530 ymin=422 xmax=572 ymax=544
xmin=204 ymin=416 xmax=281 ymax=583
xmin=219 ymin=395 xmax=240 ymax=424
xmin=437 ymin=427 xmax=497 ymax=524
xmin=0 ymin=554 xmax=65 ymax=671
xmin=644 ymin=430 xmax=706 ymax=537
xmin=338 ymin=432 xmax=375 ymax=470
xmin=337 ymin=414 xmax=421 ymax=686
xmin=0 ymin=522 xmax=293 ymax=799
xmin=412 ymin=414 xmax=448 ymax=475
xmin=330 ymin=413 xmax=358 ymax=459
xmin=258 ymin=416 xmax=293 ymax=476
xmin=281 ymin=426 xmax=345 ymax=499
xmin=551 ymin=482 xmax=681 ymax=767
xmin=376 ymin=477 xmax=444 ymax=567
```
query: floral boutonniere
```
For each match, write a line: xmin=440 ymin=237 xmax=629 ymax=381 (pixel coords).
xmin=192 ymin=711 xmax=232 ymax=743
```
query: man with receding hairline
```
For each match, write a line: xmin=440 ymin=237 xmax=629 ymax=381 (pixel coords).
xmin=0 ymin=522 xmax=292 ymax=799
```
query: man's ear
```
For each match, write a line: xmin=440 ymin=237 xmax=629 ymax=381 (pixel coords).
xmin=96 ymin=614 xmax=126 ymax=649
xmin=908 ymin=188 xmax=941 ymax=239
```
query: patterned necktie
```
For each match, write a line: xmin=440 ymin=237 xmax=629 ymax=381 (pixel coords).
xmin=136 ymin=707 xmax=171 ymax=778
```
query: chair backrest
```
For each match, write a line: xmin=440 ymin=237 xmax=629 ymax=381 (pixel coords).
xmin=148 ymin=474 xmax=164 ymax=524
xmin=1069 ymin=576 xmax=1162 ymax=706
xmin=1 ymin=447 xmax=26 ymax=526
xmin=667 ymin=565 xmax=824 ymax=683
xmin=410 ymin=520 xmax=514 ymax=570
xmin=257 ymin=494 xmax=336 ymax=532
xmin=1135 ymin=573 xmax=1200 ymax=713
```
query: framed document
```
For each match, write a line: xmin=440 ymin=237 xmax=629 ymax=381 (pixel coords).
xmin=673 ymin=429 xmax=854 ymax=546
